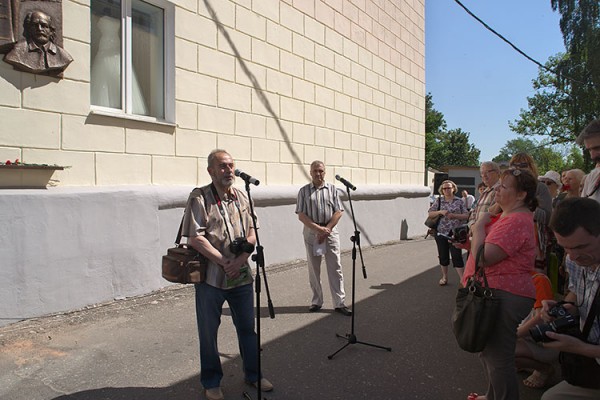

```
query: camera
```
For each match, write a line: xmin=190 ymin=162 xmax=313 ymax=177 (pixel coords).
xmin=452 ymin=225 xmax=469 ymax=243
xmin=438 ymin=225 xmax=470 ymax=243
xmin=229 ymin=237 xmax=255 ymax=255
xmin=529 ymin=304 xmax=579 ymax=343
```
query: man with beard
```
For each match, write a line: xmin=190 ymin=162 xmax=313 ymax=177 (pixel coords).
xmin=578 ymin=119 xmax=600 ymax=202
xmin=4 ymin=10 xmax=72 ymax=75
xmin=182 ymin=149 xmax=272 ymax=400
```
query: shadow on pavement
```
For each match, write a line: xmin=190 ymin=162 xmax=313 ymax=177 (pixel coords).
xmin=51 ymin=267 xmax=544 ymax=400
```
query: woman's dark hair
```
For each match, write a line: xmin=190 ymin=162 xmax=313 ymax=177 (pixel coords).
xmin=550 ymin=197 xmax=600 ymax=237
xmin=500 ymin=168 xmax=539 ymax=212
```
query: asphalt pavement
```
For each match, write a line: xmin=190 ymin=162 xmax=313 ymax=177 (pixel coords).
xmin=0 ymin=237 xmax=546 ymax=400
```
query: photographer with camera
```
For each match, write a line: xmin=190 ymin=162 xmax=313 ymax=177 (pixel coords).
xmin=183 ymin=149 xmax=272 ymax=400
xmin=539 ymin=197 xmax=600 ymax=399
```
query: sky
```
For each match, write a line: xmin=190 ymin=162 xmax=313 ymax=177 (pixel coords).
xmin=425 ymin=0 xmax=566 ymax=162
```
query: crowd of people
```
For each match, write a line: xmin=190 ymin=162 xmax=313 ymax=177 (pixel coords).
xmin=428 ymin=118 xmax=600 ymax=400
xmin=174 ymin=119 xmax=600 ymax=400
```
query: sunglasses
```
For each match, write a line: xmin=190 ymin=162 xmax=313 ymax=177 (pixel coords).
xmin=510 ymin=162 xmax=529 ymax=169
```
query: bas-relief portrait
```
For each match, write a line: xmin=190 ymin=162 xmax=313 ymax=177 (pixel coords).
xmin=1 ymin=0 xmax=72 ymax=77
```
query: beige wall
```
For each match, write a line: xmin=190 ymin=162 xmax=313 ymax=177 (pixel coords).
xmin=0 ymin=0 xmax=425 ymax=187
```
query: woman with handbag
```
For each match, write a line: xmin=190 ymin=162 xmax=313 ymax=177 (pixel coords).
xmin=428 ymin=180 xmax=469 ymax=286
xmin=460 ymin=169 xmax=539 ymax=400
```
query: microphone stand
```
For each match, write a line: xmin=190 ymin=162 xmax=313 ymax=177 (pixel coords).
xmin=241 ymin=180 xmax=275 ymax=400
xmin=328 ymin=184 xmax=391 ymax=359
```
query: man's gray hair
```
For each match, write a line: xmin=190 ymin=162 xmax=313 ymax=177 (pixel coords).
xmin=480 ymin=161 xmax=500 ymax=172
xmin=576 ymin=119 xmax=600 ymax=145
xmin=207 ymin=149 xmax=230 ymax=167
xmin=310 ymin=160 xmax=325 ymax=169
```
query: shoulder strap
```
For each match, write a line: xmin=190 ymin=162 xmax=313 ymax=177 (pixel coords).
xmin=175 ymin=188 xmax=204 ymax=245
xmin=581 ymin=284 xmax=600 ymax=340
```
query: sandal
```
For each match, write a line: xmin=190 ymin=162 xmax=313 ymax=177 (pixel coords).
xmin=523 ymin=370 xmax=550 ymax=389
xmin=438 ymin=277 xmax=448 ymax=286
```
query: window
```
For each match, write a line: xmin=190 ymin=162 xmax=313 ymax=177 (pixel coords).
xmin=90 ymin=0 xmax=174 ymax=122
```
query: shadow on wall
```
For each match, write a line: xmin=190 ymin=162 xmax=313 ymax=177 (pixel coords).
xmin=204 ymin=0 xmax=373 ymax=243
xmin=202 ymin=0 xmax=307 ymax=180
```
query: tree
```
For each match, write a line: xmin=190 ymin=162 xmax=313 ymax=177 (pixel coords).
xmin=510 ymin=1 xmax=600 ymax=170
xmin=493 ymin=137 xmax=566 ymax=174
xmin=425 ymin=94 xmax=480 ymax=170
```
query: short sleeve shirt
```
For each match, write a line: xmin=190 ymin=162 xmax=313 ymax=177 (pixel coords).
xmin=566 ymin=258 xmax=600 ymax=354
xmin=531 ymin=272 xmax=553 ymax=309
xmin=182 ymin=184 xmax=255 ymax=289
xmin=581 ymin=167 xmax=600 ymax=202
xmin=295 ymin=182 xmax=343 ymax=224
xmin=462 ymin=212 xmax=536 ymax=299
xmin=428 ymin=196 xmax=468 ymax=235
xmin=468 ymin=182 xmax=499 ymax=227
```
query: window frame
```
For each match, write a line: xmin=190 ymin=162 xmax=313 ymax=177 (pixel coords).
xmin=89 ymin=0 xmax=175 ymax=124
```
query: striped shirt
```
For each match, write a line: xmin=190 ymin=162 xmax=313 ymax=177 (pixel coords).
xmin=295 ymin=182 xmax=344 ymax=224
xmin=566 ymin=258 xmax=600 ymax=361
xmin=468 ymin=182 xmax=499 ymax=227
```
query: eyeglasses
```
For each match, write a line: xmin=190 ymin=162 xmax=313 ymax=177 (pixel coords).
xmin=480 ymin=170 xmax=497 ymax=176
xmin=510 ymin=162 xmax=529 ymax=169
xmin=542 ymin=181 xmax=556 ymax=186
xmin=442 ymin=187 xmax=453 ymax=190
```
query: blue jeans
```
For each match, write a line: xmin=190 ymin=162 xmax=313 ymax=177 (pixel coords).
xmin=195 ymin=282 xmax=259 ymax=389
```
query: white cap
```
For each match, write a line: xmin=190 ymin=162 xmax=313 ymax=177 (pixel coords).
xmin=538 ymin=170 xmax=561 ymax=186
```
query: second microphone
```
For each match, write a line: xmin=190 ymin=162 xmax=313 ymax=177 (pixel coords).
xmin=235 ymin=169 xmax=260 ymax=186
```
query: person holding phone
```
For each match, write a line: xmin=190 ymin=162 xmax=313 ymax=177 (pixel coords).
xmin=427 ymin=180 xmax=469 ymax=285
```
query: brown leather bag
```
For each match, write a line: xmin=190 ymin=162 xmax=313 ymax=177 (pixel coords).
xmin=162 ymin=243 xmax=207 ymax=284
xmin=162 ymin=200 xmax=208 ymax=284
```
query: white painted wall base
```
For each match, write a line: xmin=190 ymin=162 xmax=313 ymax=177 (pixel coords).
xmin=0 ymin=184 xmax=430 ymax=327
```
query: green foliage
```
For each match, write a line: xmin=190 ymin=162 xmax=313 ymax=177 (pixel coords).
xmin=510 ymin=1 xmax=599 ymax=169
xmin=425 ymin=94 xmax=480 ymax=170
xmin=493 ymin=137 xmax=573 ymax=174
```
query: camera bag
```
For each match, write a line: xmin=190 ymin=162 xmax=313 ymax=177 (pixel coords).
xmin=559 ymin=286 xmax=600 ymax=389
xmin=161 ymin=194 xmax=208 ymax=284
xmin=452 ymin=245 xmax=500 ymax=353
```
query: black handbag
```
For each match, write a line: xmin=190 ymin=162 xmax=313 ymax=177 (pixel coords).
xmin=559 ymin=286 xmax=600 ymax=389
xmin=425 ymin=197 xmax=442 ymax=233
xmin=161 ymin=201 xmax=208 ymax=284
xmin=452 ymin=246 xmax=500 ymax=353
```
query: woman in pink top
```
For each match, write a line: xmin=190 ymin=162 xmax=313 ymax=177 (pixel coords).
xmin=461 ymin=169 xmax=538 ymax=400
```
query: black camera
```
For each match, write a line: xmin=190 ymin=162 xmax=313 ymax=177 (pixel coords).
xmin=229 ymin=237 xmax=255 ymax=255
xmin=529 ymin=304 xmax=579 ymax=343
xmin=452 ymin=225 xmax=469 ymax=243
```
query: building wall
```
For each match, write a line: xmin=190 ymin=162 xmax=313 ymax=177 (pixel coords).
xmin=0 ymin=185 xmax=430 ymax=327
xmin=0 ymin=0 xmax=425 ymax=186
xmin=0 ymin=0 xmax=428 ymax=325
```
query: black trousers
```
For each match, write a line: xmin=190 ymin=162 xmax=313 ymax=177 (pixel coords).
xmin=434 ymin=234 xmax=465 ymax=268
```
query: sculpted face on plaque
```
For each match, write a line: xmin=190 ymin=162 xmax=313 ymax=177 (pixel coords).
xmin=3 ymin=9 xmax=73 ymax=76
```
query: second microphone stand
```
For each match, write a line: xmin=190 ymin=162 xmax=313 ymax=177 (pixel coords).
xmin=241 ymin=180 xmax=275 ymax=400
xmin=328 ymin=184 xmax=391 ymax=359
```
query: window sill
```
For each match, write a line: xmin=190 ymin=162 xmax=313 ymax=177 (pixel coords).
xmin=89 ymin=108 xmax=176 ymax=128
xmin=0 ymin=164 xmax=66 ymax=189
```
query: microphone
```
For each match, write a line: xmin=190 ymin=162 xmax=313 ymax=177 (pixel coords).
xmin=335 ymin=175 xmax=356 ymax=191
xmin=234 ymin=169 xmax=260 ymax=186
